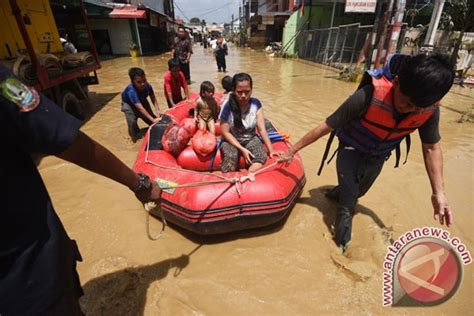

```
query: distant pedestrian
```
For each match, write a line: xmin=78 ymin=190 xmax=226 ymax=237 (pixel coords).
xmin=214 ymin=36 xmax=228 ymax=72
xmin=121 ymin=67 xmax=160 ymax=142
xmin=164 ymin=58 xmax=190 ymax=108
xmin=172 ymin=26 xmax=193 ymax=84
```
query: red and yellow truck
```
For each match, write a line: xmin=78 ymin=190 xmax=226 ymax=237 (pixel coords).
xmin=0 ymin=0 xmax=100 ymax=118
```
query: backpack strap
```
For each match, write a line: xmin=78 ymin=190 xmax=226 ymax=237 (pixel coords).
xmin=394 ymin=134 xmax=411 ymax=168
xmin=317 ymin=130 xmax=336 ymax=176
xmin=403 ymin=134 xmax=411 ymax=165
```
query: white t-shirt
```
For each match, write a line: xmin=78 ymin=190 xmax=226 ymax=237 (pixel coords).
xmin=219 ymin=96 xmax=262 ymax=143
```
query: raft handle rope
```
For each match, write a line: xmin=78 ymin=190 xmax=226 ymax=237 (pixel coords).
xmin=142 ymin=162 xmax=279 ymax=241
xmin=144 ymin=202 xmax=167 ymax=241
xmin=142 ymin=123 xmax=290 ymax=240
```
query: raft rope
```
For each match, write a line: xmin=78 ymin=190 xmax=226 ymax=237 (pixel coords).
xmin=142 ymin=124 xmax=290 ymax=240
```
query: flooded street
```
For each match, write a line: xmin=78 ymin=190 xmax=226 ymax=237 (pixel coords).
xmin=39 ymin=45 xmax=473 ymax=315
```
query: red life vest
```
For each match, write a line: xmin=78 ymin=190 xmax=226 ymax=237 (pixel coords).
xmin=360 ymin=76 xmax=438 ymax=140
xmin=318 ymin=75 xmax=440 ymax=175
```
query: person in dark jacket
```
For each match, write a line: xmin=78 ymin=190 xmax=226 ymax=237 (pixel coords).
xmin=0 ymin=63 xmax=161 ymax=315
xmin=279 ymin=53 xmax=455 ymax=251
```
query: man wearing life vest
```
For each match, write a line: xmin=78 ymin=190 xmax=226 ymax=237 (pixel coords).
xmin=279 ymin=53 xmax=455 ymax=251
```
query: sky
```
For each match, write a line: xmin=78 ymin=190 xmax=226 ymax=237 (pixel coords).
xmin=173 ymin=0 xmax=241 ymax=24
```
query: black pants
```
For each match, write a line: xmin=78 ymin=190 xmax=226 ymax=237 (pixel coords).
xmin=179 ymin=61 xmax=191 ymax=83
xmin=335 ymin=144 xmax=386 ymax=211
xmin=332 ymin=143 xmax=386 ymax=247
xmin=43 ymin=240 xmax=84 ymax=315
xmin=121 ymin=102 xmax=156 ymax=139
xmin=216 ymin=55 xmax=226 ymax=71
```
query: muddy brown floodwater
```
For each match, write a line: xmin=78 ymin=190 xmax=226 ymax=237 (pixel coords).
xmin=39 ymin=45 xmax=473 ymax=315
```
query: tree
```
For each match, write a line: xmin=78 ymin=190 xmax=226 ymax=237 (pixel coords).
xmin=190 ymin=17 xmax=201 ymax=24
xmin=440 ymin=0 xmax=474 ymax=65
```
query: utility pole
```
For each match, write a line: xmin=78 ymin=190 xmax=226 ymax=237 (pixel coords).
xmin=231 ymin=14 xmax=234 ymax=37
xmin=423 ymin=0 xmax=446 ymax=50
xmin=386 ymin=0 xmax=406 ymax=57
xmin=374 ymin=0 xmax=395 ymax=69
xmin=323 ymin=0 xmax=337 ymax=63
xmin=360 ymin=0 xmax=383 ymax=69
xmin=239 ymin=3 xmax=242 ymax=45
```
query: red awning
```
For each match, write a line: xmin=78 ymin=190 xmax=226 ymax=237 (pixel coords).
xmin=109 ymin=7 xmax=146 ymax=19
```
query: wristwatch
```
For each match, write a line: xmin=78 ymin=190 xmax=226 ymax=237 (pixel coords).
xmin=132 ymin=173 xmax=152 ymax=193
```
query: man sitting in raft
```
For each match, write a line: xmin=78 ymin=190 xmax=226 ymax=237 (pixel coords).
xmin=279 ymin=53 xmax=455 ymax=251
xmin=219 ymin=73 xmax=278 ymax=173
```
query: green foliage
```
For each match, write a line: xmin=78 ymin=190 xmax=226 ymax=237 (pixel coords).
xmin=190 ymin=17 xmax=200 ymax=23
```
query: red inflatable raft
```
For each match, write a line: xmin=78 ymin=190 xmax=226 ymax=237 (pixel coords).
xmin=133 ymin=93 xmax=306 ymax=235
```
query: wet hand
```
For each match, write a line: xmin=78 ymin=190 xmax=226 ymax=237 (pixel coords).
xmin=268 ymin=150 xmax=281 ymax=158
xmin=135 ymin=182 xmax=162 ymax=204
xmin=432 ymin=192 xmax=453 ymax=227
xmin=278 ymin=148 xmax=295 ymax=164
xmin=241 ymin=148 xmax=255 ymax=165
xmin=153 ymin=117 xmax=160 ymax=123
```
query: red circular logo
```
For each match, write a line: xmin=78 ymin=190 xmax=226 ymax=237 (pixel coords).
xmin=396 ymin=240 xmax=462 ymax=304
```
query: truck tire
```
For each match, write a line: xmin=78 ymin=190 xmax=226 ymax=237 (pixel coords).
xmin=61 ymin=91 xmax=83 ymax=120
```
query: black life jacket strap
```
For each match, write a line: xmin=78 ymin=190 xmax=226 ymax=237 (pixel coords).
xmin=404 ymin=134 xmax=411 ymax=165
xmin=394 ymin=134 xmax=411 ymax=168
xmin=361 ymin=117 xmax=417 ymax=133
xmin=317 ymin=130 xmax=336 ymax=176
xmin=395 ymin=144 xmax=401 ymax=168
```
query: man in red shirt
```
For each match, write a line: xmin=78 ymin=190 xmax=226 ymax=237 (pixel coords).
xmin=163 ymin=58 xmax=190 ymax=108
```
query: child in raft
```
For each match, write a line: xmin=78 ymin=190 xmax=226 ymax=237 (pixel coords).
xmin=195 ymin=81 xmax=220 ymax=135
xmin=221 ymin=75 xmax=233 ymax=107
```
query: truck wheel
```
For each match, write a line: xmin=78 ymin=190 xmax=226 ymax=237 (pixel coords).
xmin=61 ymin=91 xmax=83 ymax=120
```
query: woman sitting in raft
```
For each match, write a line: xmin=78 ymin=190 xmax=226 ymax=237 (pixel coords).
xmin=219 ymin=73 xmax=278 ymax=173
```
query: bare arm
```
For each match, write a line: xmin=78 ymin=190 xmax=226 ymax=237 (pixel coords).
xmin=134 ymin=103 xmax=158 ymax=122
xmin=256 ymin=108 xmax=274 ymax=156
xmin=149 ymin=93 xmax=160 ymax=114
xmin=422 ymin=141 xmax=453 ymax=226
xmin=194 ymin=101 xmax=201 ymax=120
xmin=221 ymin=121 xmax=244 ymax=151
xmin=57 ymin=132 xmax=161 ymax=202
xmin=166 ymin=91 xmax=176 ymax=107
xmin=184 ymin=86 xmax=190 ymax=100
xmin=279 ymin=122 xmax=333 ymax=162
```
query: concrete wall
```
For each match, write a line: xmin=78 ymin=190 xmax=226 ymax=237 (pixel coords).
xmin=282 ymin=9 xmax=305 ymax=56
xmin=90 ymin=18 xmax=132 ymax=55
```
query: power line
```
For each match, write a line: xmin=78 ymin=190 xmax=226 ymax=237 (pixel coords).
xmin=174 ymin=0 xmax=237 ymax=22
xmin=174 ymin=1 xmax=190 ymax=21
xmin=193 ymin=1 xmax=234 ymax=17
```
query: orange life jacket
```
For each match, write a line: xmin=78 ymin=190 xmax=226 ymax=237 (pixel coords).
xmin=360 ymin=76 xmax=438 ymax=141
xmin=318 ymin=75 xmax=439 ymax=175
